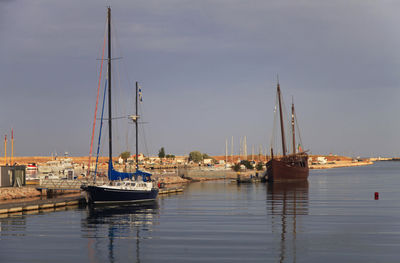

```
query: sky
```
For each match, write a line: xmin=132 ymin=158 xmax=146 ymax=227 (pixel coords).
xmin=1 ymin=0 xmax=400 ymax=158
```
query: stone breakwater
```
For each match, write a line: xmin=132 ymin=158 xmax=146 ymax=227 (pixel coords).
xmin=154 ymin=174 xmax=190 ymax=184
xmin=0 ymin=187 xmax=41 ymax=200
xmin=310 ymin=161 xmax=373 ymax=169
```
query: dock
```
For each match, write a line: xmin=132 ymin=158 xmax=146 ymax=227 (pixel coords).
xmin=0 ymin=194 xmax=84 ymax=215
xmin=159 ymin=186 xmax=184 ymax=194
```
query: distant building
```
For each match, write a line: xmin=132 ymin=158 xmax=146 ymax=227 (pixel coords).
xmin=316 ymin=156 xmax=327 ymax=164
xmin=203 ymin=158 xmax=213 ymax=165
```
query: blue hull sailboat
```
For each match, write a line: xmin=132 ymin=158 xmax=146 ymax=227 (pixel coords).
xmin=82 ymin=7 xmax=158 ymax=204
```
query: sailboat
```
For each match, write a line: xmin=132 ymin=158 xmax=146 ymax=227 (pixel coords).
xmin=81 ymin=7 xmax=158 ymax=204
xmin=265 ymin=81 xmax=309 ymax=182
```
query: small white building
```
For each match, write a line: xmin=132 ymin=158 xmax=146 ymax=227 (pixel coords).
xmin=203 ymin=158 xmax=213 ymax=164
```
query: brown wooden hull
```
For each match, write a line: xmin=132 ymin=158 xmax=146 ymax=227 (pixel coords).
xmin=266 ymin=158 xmax=309 ymax=182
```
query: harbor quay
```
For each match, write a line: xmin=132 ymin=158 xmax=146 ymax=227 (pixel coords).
xmin=0 ymin=154 xmax=380 ymax=214
xmin=0 ymin=193 xmax=83 ymax=215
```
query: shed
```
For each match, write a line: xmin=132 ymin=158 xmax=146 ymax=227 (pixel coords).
xmin=0 ymin=165 xmax=26 ymax=187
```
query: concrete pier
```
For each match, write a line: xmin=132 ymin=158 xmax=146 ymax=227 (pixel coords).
xmin=0 ymin=194 xmax=84 ymax=214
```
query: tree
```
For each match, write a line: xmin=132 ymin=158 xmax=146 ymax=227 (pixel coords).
xmin=240 ymin=160 xmax=254 ymax=170
xmin=256 ymin=162 xmax=264 ymax=171
xmin=232 ymin=163 xmax=241 ymax=172
xmin=202 ymin=153 xmax=211 ymax=159
xmin=158 ymin=147 xmax=166 ymax=159
xmin=189 ymin=151 xmax=203 ymax=163
xmin=120 ymin=151 xmax=131 ymax=163
xmin=166 ymin=154 xmax=175 ymax=159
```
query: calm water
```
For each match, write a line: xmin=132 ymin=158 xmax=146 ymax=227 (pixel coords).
xmin=1 ymin=161 xmax=400 ymax=262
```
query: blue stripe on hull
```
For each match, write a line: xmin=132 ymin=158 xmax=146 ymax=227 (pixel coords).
xmin=84 ymin=186 xmax=159 ymax=203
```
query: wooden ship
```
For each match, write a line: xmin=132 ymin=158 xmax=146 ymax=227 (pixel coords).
xmin=266 ymin=81 xmax=309 ymax=182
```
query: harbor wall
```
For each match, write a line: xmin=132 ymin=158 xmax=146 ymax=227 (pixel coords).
xmin=177 ymin=168 xmax=239 ymax=180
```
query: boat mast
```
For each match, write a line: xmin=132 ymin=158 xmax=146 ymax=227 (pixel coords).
xmin=135 ymin=82 xmax=139 ymax=171
xmin=277 ymin=81 xmax=286 ymax=156
xmin=291 ymin=99 xmax=296 ymax=155
xmin=107 ymin=7 xmax=113 ymax=168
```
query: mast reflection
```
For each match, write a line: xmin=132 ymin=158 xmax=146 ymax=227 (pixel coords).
xmin=267 ymin=181 xmax=309 ymax=263
xmin=83 ymin=201 xmax=159 ymax=263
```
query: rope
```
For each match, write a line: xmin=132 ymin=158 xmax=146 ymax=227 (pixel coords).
xmin=94 ymin=79 xmax=108 ymax=181
xmin=270 ymin=91 xmax=278 ymax=154
xmin=139 ymin=103 xmax=150 ymax=157
xmin=294 ymin=110 xmax=304 ymax=150
xmin=88 ymin=18 xmax=107 ymax=175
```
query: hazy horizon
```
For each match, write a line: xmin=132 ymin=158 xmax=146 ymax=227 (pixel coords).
xmin=1 ymin=1 xmax=400 ymax=158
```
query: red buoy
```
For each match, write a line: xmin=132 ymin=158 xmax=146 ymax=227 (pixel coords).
xmin=374 ymin=192 xmax=379 ymax=200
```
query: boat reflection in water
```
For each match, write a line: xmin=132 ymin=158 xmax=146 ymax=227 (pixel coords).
xmin=82 ymin=201 xmax=159 ymax=263
xmin=266 ymin=181 xmax=309 ymax=263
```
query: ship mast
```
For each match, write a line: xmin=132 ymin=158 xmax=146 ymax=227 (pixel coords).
xmin=135 ymin=82 xmax=139 ymax=171
xmin=292 ymin=99 xmax=296 ymax=155
xmin=107 ymin=7 xmax=113 ymax=169
xmin=277 ymin=81 xmax=286 ymax=156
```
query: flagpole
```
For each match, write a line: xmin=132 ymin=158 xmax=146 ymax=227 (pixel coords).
xmin=11 ymin=129 xmax=14 ymax=165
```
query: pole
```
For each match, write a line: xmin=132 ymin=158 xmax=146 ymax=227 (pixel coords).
xmin=11 ymin=129 xmax=13 ymax=165
xmin=107 ymin=7 xmax=112 ymax=170
xmin=225 ymin=138 xmax=228 ymax=163
xmin=239 ymin=137 xmax=241 ymax=159
xmin=135 ymin=82 xmax=139 ymax=171
xmin=4 ymin=135 xmax=7 ymax=165
xmin=244 ymin=136 xmax=247 ymax=160
xmin=277 ymin=81 xmax=286 ymax=156
xmin=291 ymin=100 xmax=296 ymax=155
xmin=231 ymin=136 xmax=233 ymax=163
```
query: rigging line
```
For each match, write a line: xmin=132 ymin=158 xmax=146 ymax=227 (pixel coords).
xmin=94 ymin=79 xmax=108 ymax=180
xmin=138 ymin=100 xmax=150 ymax=157
xmin=116 ymin=50 xmax=129 ymax=152
xmin=88 ymin=18 xmax=108 ymax=175
xmin=140 ymin=117 xmax=150 ymax=157
xmin=270 ymin=91 xmax=278 ymax=151
xmin=96 ymin=116 xmax=127 ymax=120
xmin=115 ymin=54 xmax=126 ymax=153
xmin=113 ymin=20 xmax=133 ymax=155
xmin=112 ymin=18 xmax=133 ymax=93
xmin=294 ymin=110 xmax=303 ymax=149
xmin=281 ymin=94 xmax=290 ymax=154
xmin=110 ymin=62 xmax=122 ymax=156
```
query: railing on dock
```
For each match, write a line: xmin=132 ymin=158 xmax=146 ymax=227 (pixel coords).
xmin=38 ymin=178 xmax=109 ymax=190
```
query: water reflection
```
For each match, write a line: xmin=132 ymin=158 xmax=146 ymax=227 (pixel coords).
xmin=82 ymin=202 xmax=159 ymax=263
xmin=0 ymin=215 xmax=26 ymax=237
xmin=267 ymin=181 xmax=309 ymax=263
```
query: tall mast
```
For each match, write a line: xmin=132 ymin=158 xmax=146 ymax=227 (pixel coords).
xmin=11 ymin=129 xmax=14 ymax=165
xmin=244 ymin=136 xmax=247 ymax=160
xmin=4 ymin=135 xmax=7 ymax=165
xmin=231 ymin=136 xmax=233 ymax=163
xmin=135 ymin=82 xmax=139 ymax=171
xmin=225 ymin=138 xmax=228 ymax=163
xmin=291 ymin=99 xmax=296 ymax=155
xmin=277 ymin=81 xmax=286 ymax=156
xmin=107 ymin=7 xmax=112 ymax=167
